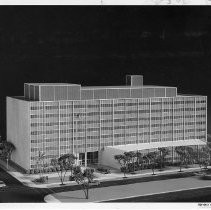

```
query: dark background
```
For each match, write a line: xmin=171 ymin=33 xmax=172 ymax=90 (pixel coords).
xmin=0 ymin=6 xmax=211 ymax=139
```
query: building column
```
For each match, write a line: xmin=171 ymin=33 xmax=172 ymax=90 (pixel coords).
xmin=172 ymin=146 xmax=174 ymax=163
xmin=149 ymin=98 xmax=151 ymax=144
xmin=76 ymin=153 xmax=79 ymax=165
xmin=137 ymin=98 xmax=139 ymax=144
xmin=85 ymin=152 xmax=87 ymax=167
xmin=112 ymin=99 xmax=115 ymax=146
xmin=72 ymin=102 xmax=75 ymax=154
xmin=206 ymin=96 xmax=208 ymax=142
xmin=58 ymin=101 xmax=61 ymax=157
xmin=197 ymin=145 xmax=199 ymax=164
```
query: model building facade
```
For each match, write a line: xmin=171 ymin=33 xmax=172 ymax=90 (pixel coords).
xmin=7 ymin=75 xmax=207 ymax=170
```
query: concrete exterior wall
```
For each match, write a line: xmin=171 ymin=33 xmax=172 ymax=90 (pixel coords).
xmin=6 ymin=97 xmax=30 ymax=170
xmin=99 ymin=147 xmax=125 ymax=169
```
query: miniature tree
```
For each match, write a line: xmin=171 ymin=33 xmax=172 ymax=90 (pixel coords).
xmin=199 ymin=147 xmax=210 ymax=170
xmin=158 ymin=147 xmax=169 ymax=170
xmin=124 ymin=151 xmax=137 ymax=173
xmin=185 ymin=147 xmax=195 ymax=166
xmin=136 ymin=150 xmax=143 ymax=170
xmin=114 ymin=154 xmax=129 ymax=178
xmin=1 ymin=141 xmax=15 ymax=169
xmin=207 ymin=143 xmax=211 ymax=164
xmin=190 ymin=149 xmax=199 ymax=166
xmin=73 ymin=166 xmax=94 ymax=199
xmin=175 ymin=146 xmax=187 ymax=172
xmin=144 ymin=151 xmax=158 ymax=175
xmin=51 ymin=153 xmax=77 ymax=185
xmin=36 ymin=151 xmax=45 ymax=178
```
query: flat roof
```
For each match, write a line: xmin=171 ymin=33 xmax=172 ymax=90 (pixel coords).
xmin=24 ymin=83 xmax=80 ymax=86
xmin=81 ymin=85 xmax=177 ymax=90
xmin=24 ymin=84 xmax=177 ymax=89
xmin=9 ymin=94 xmax=206 ymax=102
xmin=106 ymin=139 xmax=206 ymax=152
xmin=177 ymin=94 xmax=207 ymax=97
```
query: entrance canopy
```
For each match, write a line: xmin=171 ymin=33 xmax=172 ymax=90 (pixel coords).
xmin=106 ymin=139 xmax=206 ymax=152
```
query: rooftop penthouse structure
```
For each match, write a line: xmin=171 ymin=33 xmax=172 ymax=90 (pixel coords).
xmin=7 ymin=75 xmax=207 ymax=170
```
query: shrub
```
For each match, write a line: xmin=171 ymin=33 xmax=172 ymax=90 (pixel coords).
xmin=73 ymin=165 xmax=82 ymax=173
xmin=52 ymin=167 xmax=57 ymax=172
xmin=69 ymin=175 xmax=75 ymax=181
xmin=127 ymin=162 xmax=140 ymax=172
xmin=97 ymin=167 xmax=111 ymax=174
xmin=43 ymin=168 xmax=48 ymax=174
xmin=34 ymin=169 xmax=38 ymax=174
xmin=120 ymin=166 xmax=129 ymax=173
xmin=30 ymin=169 xmax=34 ymax=174
xmin=33 ymin=176 xmax=48 ymax=183
xmin=90 ymin=168 xmax=95 ymax=173
xmin=26 ymin=169 xmax=30 ymax=175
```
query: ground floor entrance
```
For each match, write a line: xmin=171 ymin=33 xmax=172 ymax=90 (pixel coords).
xmin=78 ymin=151 xmax=99 ymax=167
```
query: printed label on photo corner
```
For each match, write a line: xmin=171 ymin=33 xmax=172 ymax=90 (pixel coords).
xmin=198 ymin=203 xmax=211 ymax=208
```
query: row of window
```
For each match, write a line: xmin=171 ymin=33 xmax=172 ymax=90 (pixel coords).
xmin=31 ymin=118 xmax=206 ymax=135
xmin=31 ymin=138 xmax=58 ymax=143
xmin=30 ymin=111 xmax=206 ymax=119
xmin=30 ymin=106 xmax=58 ymax=110
xmin=30 ymin=99 xmax=206 ymax=109
xmin=31 ymin=126 xmax=206 ymax=137
xmin=31 ymin=105 xmax=206 ymax=113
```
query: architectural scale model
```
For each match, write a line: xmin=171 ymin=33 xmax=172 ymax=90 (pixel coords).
xmin=6 ymin=75 xmax=207 ymax=170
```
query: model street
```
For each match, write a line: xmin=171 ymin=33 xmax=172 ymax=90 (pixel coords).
xmin=0 ymin=167 xmax=50 ymax=202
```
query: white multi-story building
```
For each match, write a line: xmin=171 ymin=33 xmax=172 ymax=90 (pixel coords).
xmin=7 ymin=75 xmax=207 ymax=170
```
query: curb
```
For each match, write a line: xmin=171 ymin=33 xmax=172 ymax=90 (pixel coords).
xmin=44 ymin=195 xmax=61 ymax=203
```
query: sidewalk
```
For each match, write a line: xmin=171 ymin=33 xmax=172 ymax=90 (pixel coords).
xmin=45 ymin=176 xmax=211 ymax=202
xmin=0 ymin=158 xmax=208 ymax=189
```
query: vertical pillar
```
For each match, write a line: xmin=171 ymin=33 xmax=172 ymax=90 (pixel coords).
xmin=85 ymin=152 xmax=87 ymax=167
xmin=58 ymin=101 xmax=61 ymax=157
xmin=42 ymin=102 xmax=45 ymax=155
xmin=112 ymin=99 xmax=114 ymax=146
xmin=160 ymin=98 xmax=163 ymax=142
xmin=99 ymin=100 xmax=101 ymax=149
xmin=183 ymin=99 xmax=185 ymax=141
xmin=172 ymin=98 xmax=174 ymax=142
xmin=29 ymin=103 xmax=31 ymax=168
xmin=137 ymin=99 xmax=139 ymax=144
xmin=194 ymin=97 xmax=196 ymax=139
xmin=197 ymin=145 xmax=199 ymax=164
xmin=72 ymin=102 xmax=74 ymax=154
xmin=205 ymin=96 xmax=207 ymax=142
xmin=76 ymin=153 xmax=79 ymax=165
xmin=85 ymin=100 xmax=87 ymax=159
xmin=124 ymin=99 xmax=126 ymax=145
xmin=149 ymin=98 xmax=151 ymax=143
xmin=75 ymin=118 xmax=78 ymax=157
xmin=172 ymin=146 xmax=174 ymax=163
